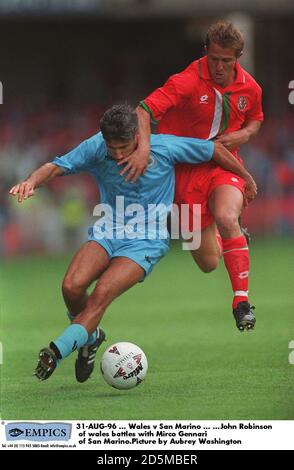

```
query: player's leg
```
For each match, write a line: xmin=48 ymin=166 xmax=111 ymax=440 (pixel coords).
xmin=61 ymin=241 xmax=112 ymax=381
xmin=175 ymin=165 xmax=222 ymax=273
xmin=34 ymin=241 xmax=111 ymax=381
xmin=208 ymin=184 xmax=256 ymax=331
xmin=52 ymin=257 xmax=144 ymax=360
xmin=189 ymin=222 xmax=222 ymax=273
xmin=73 ymin=253 xmax=145 ymax=383
xmin=72 ymin=235 xmax=166 ymax=382
xmin=35 ymin=257 xmax=144 ymax=381
xmin=62 ymin=240 xmax=111 ymax=315
xmin=209 ymin=185 xmax=243 ymax=238
xmin=71 ymin=257 xmax=145 ymax=333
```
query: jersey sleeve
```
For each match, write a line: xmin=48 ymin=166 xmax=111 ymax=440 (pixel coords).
xmin=160 ymin=134 xmax=214 ymax=165
xmin=52 ymin=132 xmax=106 ymax=174
xmin=246 ymin=84 xmax=264 ymax=121
xmin=142 ymin=62 xmax=197 ymax=122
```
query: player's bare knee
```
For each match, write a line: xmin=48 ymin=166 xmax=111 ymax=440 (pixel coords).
xmin=62 ymin=276 xmax=86 ymax=300
xmin=214 ymin=210 xmax=239 ymax=233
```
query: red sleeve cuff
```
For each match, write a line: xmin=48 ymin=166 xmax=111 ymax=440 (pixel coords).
xmin=139 ymin=101 xmax=159 ymax=124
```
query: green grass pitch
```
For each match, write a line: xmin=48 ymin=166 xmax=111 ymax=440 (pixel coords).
xmin=1 ymin=238 xmax=293 ymax=420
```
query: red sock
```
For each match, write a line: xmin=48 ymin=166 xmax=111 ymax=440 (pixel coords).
xmin=222 ymin=235 xmax=249 ymax=309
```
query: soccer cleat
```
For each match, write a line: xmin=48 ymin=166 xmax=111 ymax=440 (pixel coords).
xmin=233 ymin=301 xmax=256 ymax=332
xmin=34 ymin=347 xmax=57 ymax=381
xmin=75 ymin=329 xmax=106 ymax=383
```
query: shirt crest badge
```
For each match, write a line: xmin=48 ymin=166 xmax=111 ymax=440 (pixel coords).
xmin=238 ymin=96 xmax=247 ymax=111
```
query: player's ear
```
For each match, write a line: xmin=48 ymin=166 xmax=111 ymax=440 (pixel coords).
xmin=238 ymin=50 xmax=244 ymax=58
xmin=204 ymin=45 xmax=208 ymax=55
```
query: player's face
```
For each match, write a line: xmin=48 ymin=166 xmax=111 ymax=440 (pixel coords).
xmin=106 ymin=135 xmax=138 ymax=161
xmin=206 ymin=42 xmax=239 ymax=87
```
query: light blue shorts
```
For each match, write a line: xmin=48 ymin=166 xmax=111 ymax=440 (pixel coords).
xmin=87 ymin=226 xmax=169 ymax=277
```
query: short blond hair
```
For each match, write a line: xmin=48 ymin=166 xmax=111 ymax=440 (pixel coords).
xmin=205 ymin=21 xmax=244 ymax=57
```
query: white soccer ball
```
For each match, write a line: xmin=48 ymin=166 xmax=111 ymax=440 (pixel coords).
xmin=100 ymin=342 xmax=148 ymax=390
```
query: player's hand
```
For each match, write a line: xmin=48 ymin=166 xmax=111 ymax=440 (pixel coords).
xmin=117 ymin=145 xmax=150 ymax=183
xmin=215 ymin=130 xmax=249 ymax=151
xmin=243 ymin=177 xmax=257 ymax=207
xmin=9 ymin=182 xmax=35 ymax=203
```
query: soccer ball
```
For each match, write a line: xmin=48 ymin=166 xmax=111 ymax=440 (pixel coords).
xmin=100 ymin=342 xmax=148 ymax=390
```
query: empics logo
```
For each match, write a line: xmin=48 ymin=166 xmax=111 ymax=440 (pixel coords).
xmin=8 ymin=428 xmax=24 ymax=438
xmin=5 ymin=422 xmax=72 ymax=441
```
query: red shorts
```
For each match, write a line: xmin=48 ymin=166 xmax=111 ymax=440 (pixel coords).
xmin=174 ymin=161 xmax=245 ymax=231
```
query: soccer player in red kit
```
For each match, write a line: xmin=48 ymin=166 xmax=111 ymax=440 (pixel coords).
xmin=119 ymin=21 xmax=264 ymax=331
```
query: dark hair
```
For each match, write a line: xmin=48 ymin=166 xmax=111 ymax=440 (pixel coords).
xmin=100 ymin=104 xmax=138 ymax=142
xmin=205 ymin=21 xmax=244 ymax=57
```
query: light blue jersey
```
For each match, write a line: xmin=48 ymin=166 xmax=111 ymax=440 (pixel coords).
xmin=53 ymin=132 xmax=214 ymax=276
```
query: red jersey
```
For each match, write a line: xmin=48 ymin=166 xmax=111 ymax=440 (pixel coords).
xmin=143 ymin=56 xmax=263 ymax=153
xmin=142 ymin=57 xmax=264 ymax=230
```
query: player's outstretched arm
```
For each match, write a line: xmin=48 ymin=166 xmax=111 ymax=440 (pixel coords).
xmin=118 ymin=106 xmax=151 ymax=183
xmin=212 ymin=142 xmax=257 ymax=206
xmin=9 ymin=163 xmax=65 ymax=203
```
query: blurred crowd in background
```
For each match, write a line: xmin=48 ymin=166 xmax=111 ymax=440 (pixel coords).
xmin=0 ymin=15 xmax=294 ymax=257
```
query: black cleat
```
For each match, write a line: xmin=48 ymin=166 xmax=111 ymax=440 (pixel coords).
xmin=75 ymin=329 xmax=106 ymax=383
xmin=233 ymin=301 xmax=256 ymax=332
xmin=34 ymin=347 xmax=57 ymax=381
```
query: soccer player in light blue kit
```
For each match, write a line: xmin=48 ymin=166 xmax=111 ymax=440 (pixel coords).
xmin=10 ymin=104 xmax=257 ymax=382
